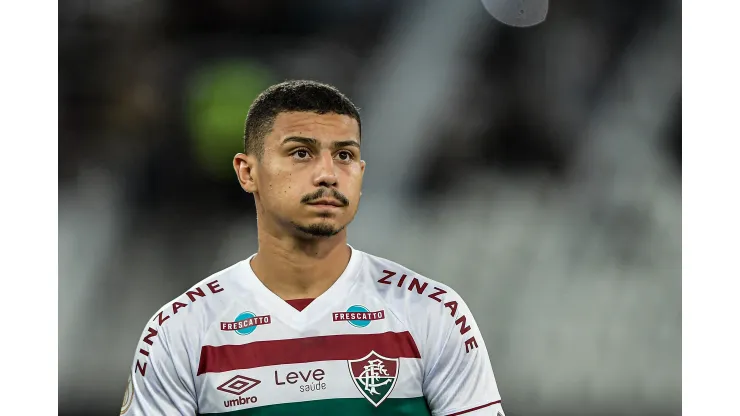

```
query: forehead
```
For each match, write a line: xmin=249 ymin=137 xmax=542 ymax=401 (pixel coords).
xmin=268 ymin=111 xmax=360 ymax=143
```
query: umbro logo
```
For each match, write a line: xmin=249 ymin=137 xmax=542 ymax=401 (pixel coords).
xmin=217 ymin=375 xmax=261 ymax=396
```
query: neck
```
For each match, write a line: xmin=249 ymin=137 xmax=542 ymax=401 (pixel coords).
xmin=251 ymin=224 xmax=351 ymax=301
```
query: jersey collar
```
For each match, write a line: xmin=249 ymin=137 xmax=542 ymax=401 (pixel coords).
xmin=240 ymin=244 xmax=363 ymax=330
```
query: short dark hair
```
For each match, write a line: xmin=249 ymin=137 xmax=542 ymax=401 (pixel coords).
xmin=243 ymin=80 xmax=362 ymax=158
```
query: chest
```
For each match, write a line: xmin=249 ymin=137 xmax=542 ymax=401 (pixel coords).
xmin=193 ymin=302 xmax=428 ymax=415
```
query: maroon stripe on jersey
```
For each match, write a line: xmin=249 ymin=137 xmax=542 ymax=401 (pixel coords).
xmin=197 ymin=331 xmax=421 ymax=375
xmin=446 ymin=400 xmax=501 ymax=416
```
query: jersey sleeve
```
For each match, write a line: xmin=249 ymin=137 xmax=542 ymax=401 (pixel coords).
xmin=121 ymin=315 xmax=198 ymax=415
xmin=421 ymin=291 xmax=505 ymax=416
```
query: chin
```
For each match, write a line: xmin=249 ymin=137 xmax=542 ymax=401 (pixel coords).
xmin=291 ymin=219 xmax=346 ymax=238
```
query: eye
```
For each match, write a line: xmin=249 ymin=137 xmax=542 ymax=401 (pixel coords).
xmin=291 ymin=149 xmax=311 ymax=160
xmin=336 ymin=150 xmax=354 ymax=162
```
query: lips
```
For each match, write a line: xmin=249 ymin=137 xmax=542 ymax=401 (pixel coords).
xmin=307 ymin=199 xmax=343 ymax=207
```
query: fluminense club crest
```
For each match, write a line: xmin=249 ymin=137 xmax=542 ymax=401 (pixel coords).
xmin=347 ymin=351 xmax=399 ymax=407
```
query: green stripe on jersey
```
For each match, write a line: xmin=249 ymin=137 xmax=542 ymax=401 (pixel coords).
xmin=199 ymin=396 xmax=430 ymax=416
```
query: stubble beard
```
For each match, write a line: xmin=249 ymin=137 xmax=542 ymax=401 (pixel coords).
xmin=291 ymin=221 xmax=346 ymax=238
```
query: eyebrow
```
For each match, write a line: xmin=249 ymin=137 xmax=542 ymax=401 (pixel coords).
xmin=282 ymin=136 xmax=361 ymax=150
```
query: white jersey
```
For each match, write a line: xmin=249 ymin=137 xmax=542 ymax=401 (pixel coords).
xmin=121 ymin=246 xmax=505 ymax=416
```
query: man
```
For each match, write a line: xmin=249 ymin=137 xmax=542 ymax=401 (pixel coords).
xmin=122 ymin=80 xmax=505 ymax=415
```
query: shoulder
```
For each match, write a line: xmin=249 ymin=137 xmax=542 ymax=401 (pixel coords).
xmin=150 ymin=260 xmax=245 ymax=334
xmin=358 ymin=250 xmax=475 ymax=331
xmin=360 ymin=250 xmax=463 ymax=303
xmin=130 ymin=260 xmax=247 ymax=374
xmin=358 ymin=249 xmax=487 ymax=358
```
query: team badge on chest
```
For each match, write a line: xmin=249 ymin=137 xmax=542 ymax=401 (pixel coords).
xmin=347 ymin=351 xmax=399 ymax=407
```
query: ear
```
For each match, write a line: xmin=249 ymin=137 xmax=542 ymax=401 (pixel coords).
xmin=359 ymin=160 xmax=366 ymax=196
xmin=233 ymin=153 xmax=258 ymax=193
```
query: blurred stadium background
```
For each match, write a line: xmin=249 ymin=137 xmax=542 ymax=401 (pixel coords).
xmin=59 ymin=0 xmax=681 ymax=415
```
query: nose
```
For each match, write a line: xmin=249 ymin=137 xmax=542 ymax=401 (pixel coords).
xmin=313 ymin=151 xmax=338 ymax=188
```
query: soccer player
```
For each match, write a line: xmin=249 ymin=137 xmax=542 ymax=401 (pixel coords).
xmin=122 ymin=80 xmax=505 ymax=415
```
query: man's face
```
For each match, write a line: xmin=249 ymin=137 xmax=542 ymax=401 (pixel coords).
xmin=236 ymin=111 xmax=365 ymax=238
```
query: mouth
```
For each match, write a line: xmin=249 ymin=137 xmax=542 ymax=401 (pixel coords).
xmin=307 ymin=199 xmax=344 ymax=207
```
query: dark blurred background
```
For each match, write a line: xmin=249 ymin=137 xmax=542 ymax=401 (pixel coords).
xmin=59 ymin=1 xmax=681 ymax=415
